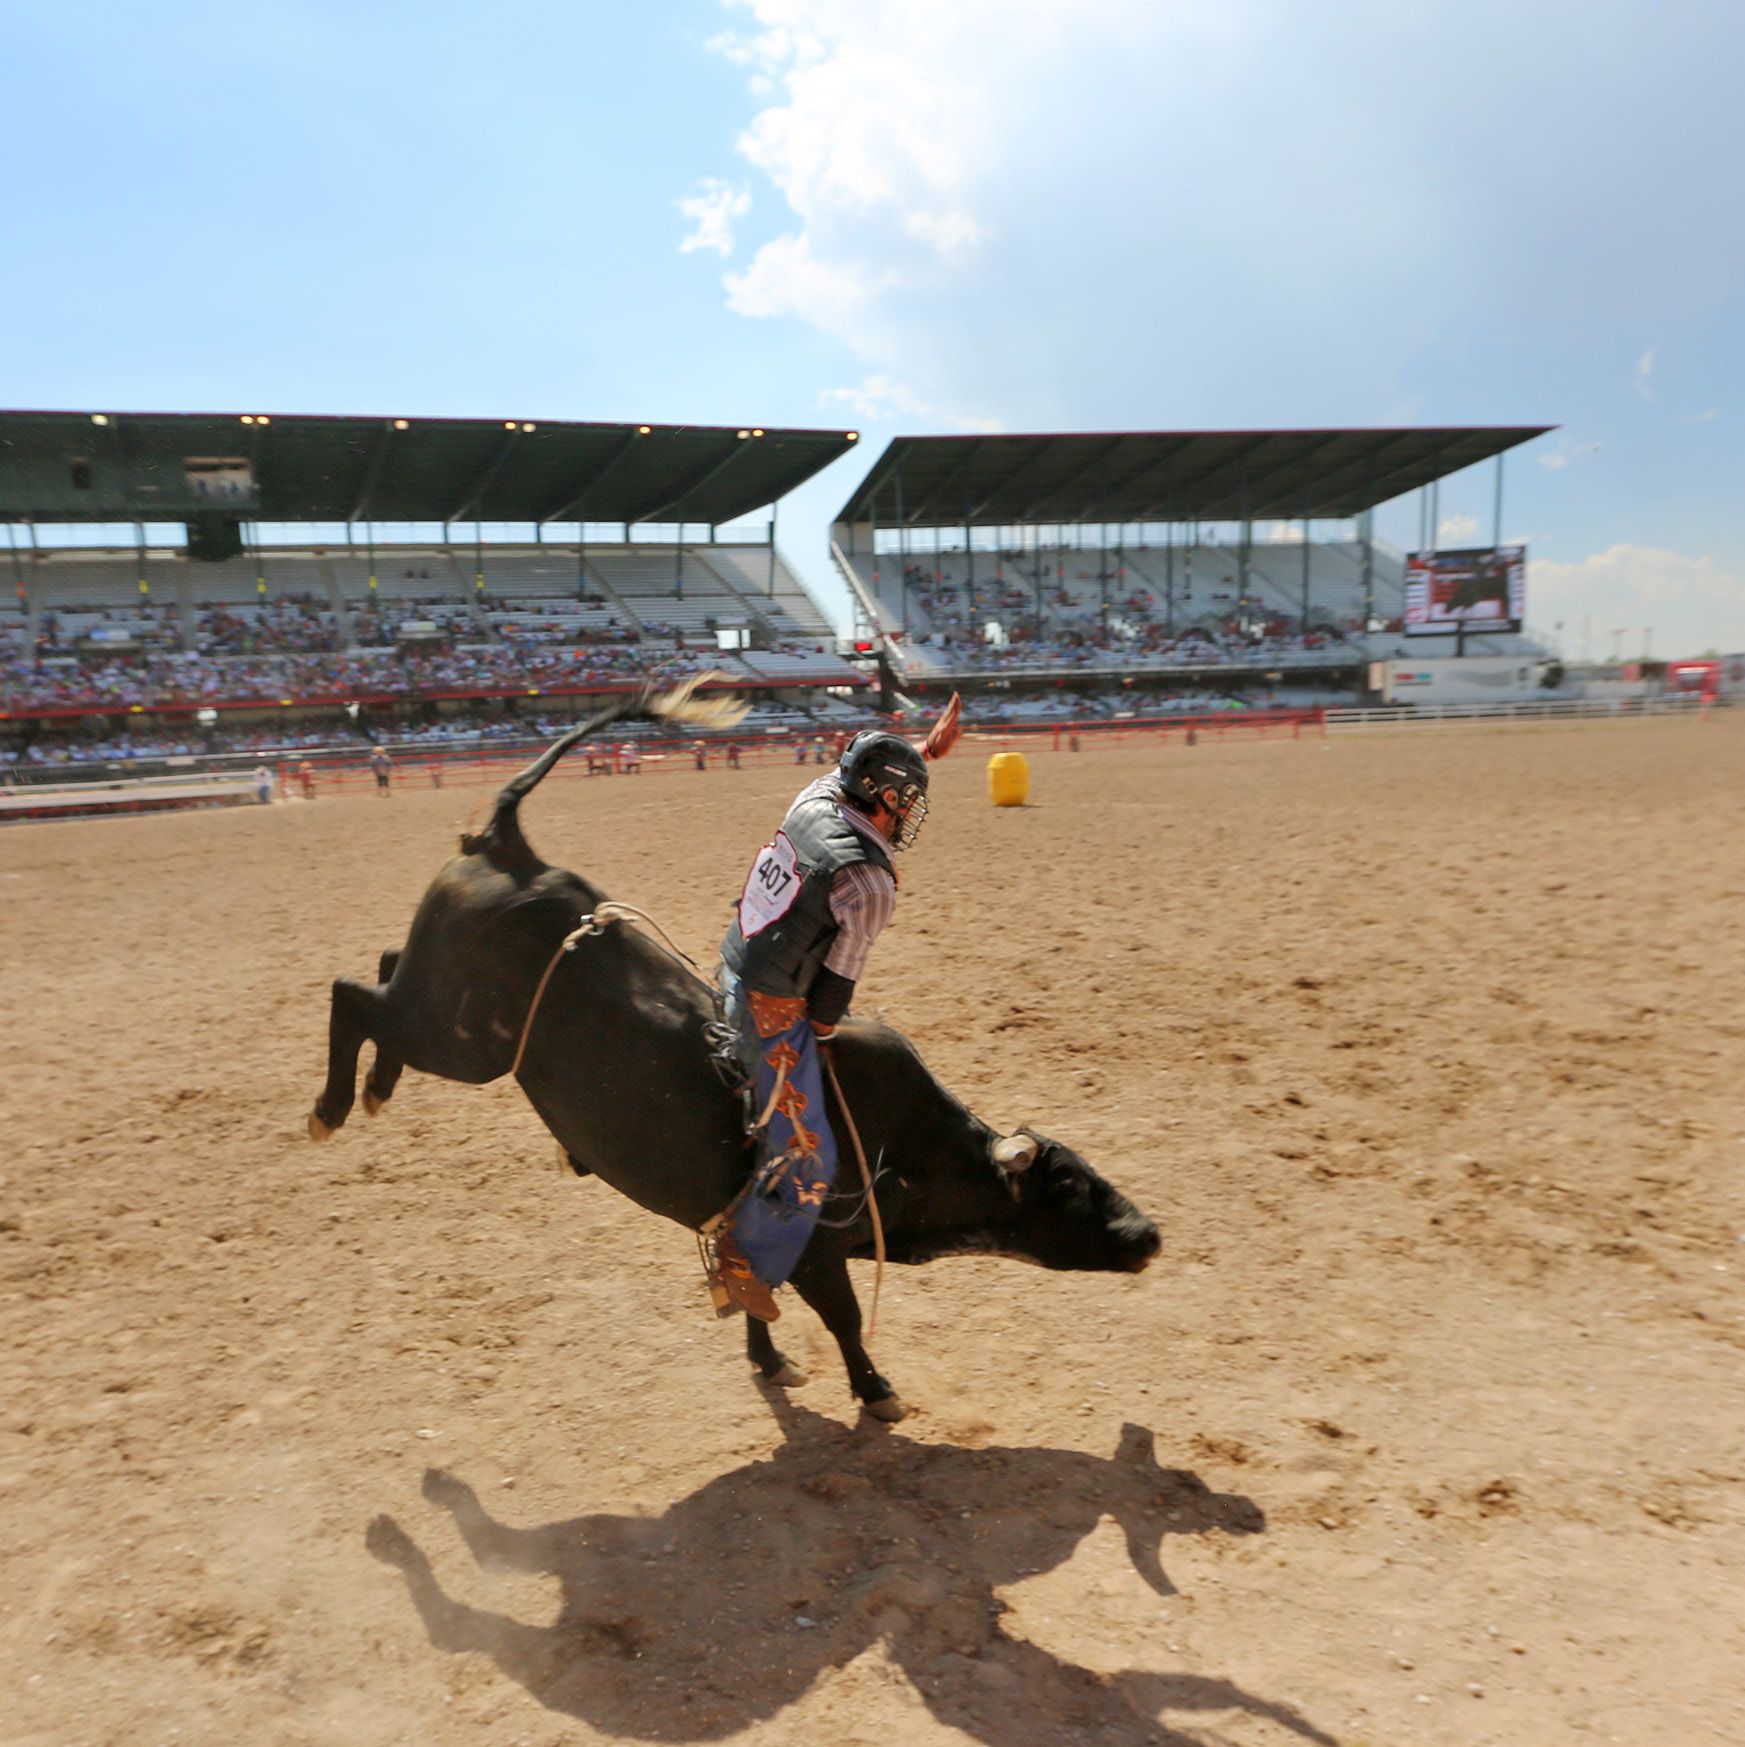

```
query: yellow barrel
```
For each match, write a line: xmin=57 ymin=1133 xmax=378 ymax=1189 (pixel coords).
xmin=987 ymin=751 xmax=1029 ymax=807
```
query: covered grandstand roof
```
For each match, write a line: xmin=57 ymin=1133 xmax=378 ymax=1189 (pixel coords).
xmin=0 ymin=410 xmax=858 ymax=527
xmin=836 ymin=427 xmax=1554 ymax=527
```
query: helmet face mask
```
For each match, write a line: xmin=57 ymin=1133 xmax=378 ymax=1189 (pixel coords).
xmin=839 ymin=731 xmax=930 ymax=851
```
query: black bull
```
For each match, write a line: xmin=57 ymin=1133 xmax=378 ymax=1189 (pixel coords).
xmin=310 ymin=688 xmax=1161 ymax=1418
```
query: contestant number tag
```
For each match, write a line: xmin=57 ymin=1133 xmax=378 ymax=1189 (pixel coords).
xmin=738 ymin=831 xmax=802 ymax=937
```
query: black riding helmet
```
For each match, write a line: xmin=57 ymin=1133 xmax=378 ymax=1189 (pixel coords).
xmin=838 ymin=730 xmax=931 ymax=850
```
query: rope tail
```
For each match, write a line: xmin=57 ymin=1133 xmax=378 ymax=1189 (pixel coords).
xmin=820 ymin=1041 xmax=885 ymax=1338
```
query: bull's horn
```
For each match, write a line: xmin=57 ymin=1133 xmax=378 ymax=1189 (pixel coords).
xmin=992 ymin=1133 xmax=1037 ymax=1171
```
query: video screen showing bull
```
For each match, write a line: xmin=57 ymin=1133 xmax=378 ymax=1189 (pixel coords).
xmin=1402 ymin=544 xmax=1525 ymax=636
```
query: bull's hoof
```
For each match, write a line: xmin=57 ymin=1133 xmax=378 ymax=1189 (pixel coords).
xmin=308 ymin=1111 xmax=334 ymax=1142
xmin=861 ymin=1395 xmax=908 ymax=1424
xmin=766 ymin=1361 xmax=808 ymax=1388
xmin=362 ymin=1085 xmax=384 ymax=1118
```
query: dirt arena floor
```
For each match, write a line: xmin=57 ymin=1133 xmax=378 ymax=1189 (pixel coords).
xmin=3 ymin=714 xmax=1743 ymax=1747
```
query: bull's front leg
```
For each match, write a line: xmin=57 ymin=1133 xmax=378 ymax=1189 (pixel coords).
xmin=309 ymin=976 xmax=389 ymax=1140
xmin=744 ymin=1317 xmax=807 ymax=1388
xmin=788 ymin=1251 xmax=904 ymax=1422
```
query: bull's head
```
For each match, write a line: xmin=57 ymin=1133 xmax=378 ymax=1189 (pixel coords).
xmin=986 ymin=1126 xmax=1160 ymax=1275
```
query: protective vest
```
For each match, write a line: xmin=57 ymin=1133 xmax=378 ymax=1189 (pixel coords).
xmin=720 ymin=789 xmax=893 ymax=997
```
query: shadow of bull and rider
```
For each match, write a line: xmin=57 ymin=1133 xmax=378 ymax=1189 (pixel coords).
xmin=367 ymin=1398 xmax=1340 ymax=1747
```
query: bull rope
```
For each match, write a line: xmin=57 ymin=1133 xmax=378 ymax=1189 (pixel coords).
xmin=510 ymin=901 xmax=885 ymax=1337
xmin=507 ymin=900 xmax=701 ymax=1080
xmin=820 ymin=1041 xmax=886 ymax=1338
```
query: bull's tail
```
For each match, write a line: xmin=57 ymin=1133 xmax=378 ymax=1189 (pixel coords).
xmin=463 ymin=675 xmax=748 ymax=860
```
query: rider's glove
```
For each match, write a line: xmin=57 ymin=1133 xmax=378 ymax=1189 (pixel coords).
xmin=807 ymin=966 xmax=855 ymax=1028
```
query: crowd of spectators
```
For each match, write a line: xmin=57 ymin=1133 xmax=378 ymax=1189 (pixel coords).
xmin=30 ymin=604 xmax=181 ymax=654
xmin=914 ymin=611 xmax=1356 ymax=673
xmin=194 ymin=597 xmax=342 ymax=655
xmin=353 ymin=598 xmax=480 ymax=648
xmin=0 ymin=697 xmax=875 ymax=772
xmin=0 ymin=630 xmax=718 ymax=713
xmin=896 ymin=557 xmax=1364 ymax=675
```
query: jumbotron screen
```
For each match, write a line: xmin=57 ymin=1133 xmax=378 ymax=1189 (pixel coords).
xmin=1403 ymin=544 xmax=1526 ymax=636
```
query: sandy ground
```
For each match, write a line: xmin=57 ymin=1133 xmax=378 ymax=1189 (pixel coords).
xmin=2 ymin=715 xmax=1743 ymax=1747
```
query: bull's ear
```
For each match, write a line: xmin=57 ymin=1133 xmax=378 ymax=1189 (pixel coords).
xmin=992 ymin=1132 xmax=1038 ymax=1173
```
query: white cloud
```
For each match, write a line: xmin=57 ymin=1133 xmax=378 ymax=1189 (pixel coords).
xmin=903 ymin=208 xmax=986 ymax=254
xmin=1536 ymin=437 xmax=1602 ymax=471
xmin=1439 ymin=511 xmax=1478 ymax=542
xmin=819 ymin=373 xmax=1002 ymax=433
xmin=1634 ymin=347 xmax=1656 ymax=399
xmin=1687 ymin=407 xmax=1719 ymax=424
xmin=1530 ymin=544 xmax=1745 ymax=653
xmin=678 ymin=179 xmax=752 ymax=256
xmin=702 ymin=0 xmax=1143 ymax=348
xmin=725 ymin=230 xmax=885 ymax=321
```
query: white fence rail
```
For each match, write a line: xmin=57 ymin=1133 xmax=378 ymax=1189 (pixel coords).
xmin=0 ymin=770 xmax=268 ymax=823
xmin=1325 ymin=696 xmax=1714 ymax=730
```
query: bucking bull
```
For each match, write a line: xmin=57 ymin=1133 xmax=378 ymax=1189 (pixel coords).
xmin=310 ymin=682 xmax=1160 ymax=1420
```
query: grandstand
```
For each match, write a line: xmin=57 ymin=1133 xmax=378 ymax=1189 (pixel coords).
xmin=0 ymin=410 xmax=864 ymax=739
xmin=831 ymin=427 xmax=1552 ymax=687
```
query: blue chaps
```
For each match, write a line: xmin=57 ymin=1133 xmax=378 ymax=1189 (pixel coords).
xmin=720 ymin=968 xmax=840 ymax=1288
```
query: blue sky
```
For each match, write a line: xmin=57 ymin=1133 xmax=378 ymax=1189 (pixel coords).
xmin=5 ymin=0 xmax=1743 ymax=653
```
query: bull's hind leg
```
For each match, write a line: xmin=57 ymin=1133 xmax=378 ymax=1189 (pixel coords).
xmin=363 ymin=948 xmax=405 ymax=1116
xmin=309 ymin=976 xmax=389 ymax=1140
xmin=745 ymin=1317 xmax=808 ymax=1388
xmin=789 ymin=1252 xmax=903 ymax=1421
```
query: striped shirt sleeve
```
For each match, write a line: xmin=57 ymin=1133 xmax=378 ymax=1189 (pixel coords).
xmin=824 ymin=860 xmax=898 ymax=981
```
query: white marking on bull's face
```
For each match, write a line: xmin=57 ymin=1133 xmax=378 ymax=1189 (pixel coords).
xmin=992 ymin=1133 xmax=1038 ymax=1172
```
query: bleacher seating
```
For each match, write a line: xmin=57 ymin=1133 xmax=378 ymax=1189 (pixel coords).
xmin=839 ymin=536 xmax=1412 ymax=675
xmin=1 ymin=536 xmax=864 ymax=716
xmin=328 ymin=549 xmax=468 ymax=603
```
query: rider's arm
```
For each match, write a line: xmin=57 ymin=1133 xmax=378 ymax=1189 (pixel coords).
xmin=811 ymin=862 xmax=896 ymax=1029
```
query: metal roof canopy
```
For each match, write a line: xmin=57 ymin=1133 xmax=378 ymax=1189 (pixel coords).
xmin=835 ymin=427 xmax=1555 ymax=528
xmin=0 ymin=410 xmax=859 ymax=528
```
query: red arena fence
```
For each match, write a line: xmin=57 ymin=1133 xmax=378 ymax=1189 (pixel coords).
xmin=274 ymin=709 xmax=1327 ymax=798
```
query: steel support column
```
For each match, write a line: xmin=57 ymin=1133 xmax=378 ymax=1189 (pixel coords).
xmin=1360 ymin=509 xmax=1375 ymax=627
xmin=894 ymin=470 xmax=907 ymax=634
xmin=1301 ymin=478 xmax=1313 ymax=631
